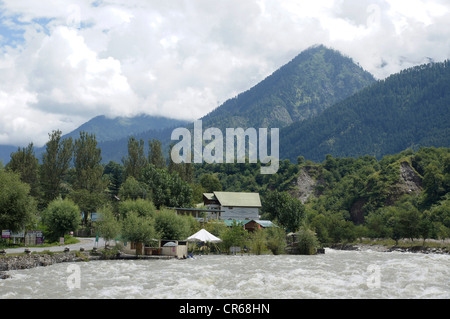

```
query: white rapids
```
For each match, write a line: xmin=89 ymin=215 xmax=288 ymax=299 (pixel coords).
xmin=1 ymin=249 xmax=449 ymax=299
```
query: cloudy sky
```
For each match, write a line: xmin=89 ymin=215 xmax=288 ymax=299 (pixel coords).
xmin=0 ymin=0 xmax=449 ymax=147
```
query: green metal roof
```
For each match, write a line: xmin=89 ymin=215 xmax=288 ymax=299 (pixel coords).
xmin=223 ymin=219 xmax=246 ymax=227
xmin=222 ymin=219 xmax=277 ymax=228
xmin=249 ymin=220 xmax=277 ymax=228
xmin=213 ymin=191 xmax=262 ymax=207
xmin=203 ymin=193 xmax=215 ymax=200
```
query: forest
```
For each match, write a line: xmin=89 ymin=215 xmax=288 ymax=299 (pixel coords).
xmin=1 ymin=129 xmax=449 ymax=252
xmin=280 ymin=60 xmax=450 ymax=162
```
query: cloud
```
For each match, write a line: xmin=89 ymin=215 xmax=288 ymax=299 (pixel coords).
xmin=0 ymin=0 xmax=449 ymax=147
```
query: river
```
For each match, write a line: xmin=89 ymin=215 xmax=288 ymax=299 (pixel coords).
xmin=0 ymin=249 xmax=449 ymax=299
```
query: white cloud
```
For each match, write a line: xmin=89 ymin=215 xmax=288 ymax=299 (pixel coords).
xmin=0 ymin=0 xmax=449 ymax=147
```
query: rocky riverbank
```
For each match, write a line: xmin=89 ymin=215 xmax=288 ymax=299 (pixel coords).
xmin=0 ymin=249 xmax=176 ymax=279
xmin=0 ymin=251 xmax=99 ymax=279
xmin=329 ymin=243 xmax=450 ymax=254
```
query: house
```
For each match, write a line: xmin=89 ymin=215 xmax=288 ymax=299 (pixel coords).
xmin=170 ymin=207 xmax=224 ymax=221
xmin=222 ymin=219 xmax=278 ymax=231
xmin=243 ymin=220 xmax=278 ymax=232
xmin=203 ymin=191 xmax=262 ymax=220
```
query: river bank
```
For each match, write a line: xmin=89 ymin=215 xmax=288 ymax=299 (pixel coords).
xmin=0 ymin=249 xmax=174 ymax=279
xmin=329 ymin=243 xmax=450 ymax=255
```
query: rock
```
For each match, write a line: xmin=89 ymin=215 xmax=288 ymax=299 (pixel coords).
xmin=0 ymin=271 xmax=11 ymax=279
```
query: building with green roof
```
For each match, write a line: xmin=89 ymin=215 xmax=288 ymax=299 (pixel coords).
xmin=203 ymin=191 xmax=262 ymax=220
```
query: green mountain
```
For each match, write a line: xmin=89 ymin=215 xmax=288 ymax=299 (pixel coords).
xmin=201 ymin=44 xmax=376 ymax=130
xmin=97 ymin=126 xmax=182 ymax=164
xmin=63 ymin=114 xmax=188 ymax=143
xmin=0 ymin=115 xmax=188 ymax=165
xmin=280 ymin=60 xmax=450 ymax=162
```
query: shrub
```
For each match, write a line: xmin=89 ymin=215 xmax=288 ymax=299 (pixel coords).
xmin=295 ymin=226 xmax=319 ymax=255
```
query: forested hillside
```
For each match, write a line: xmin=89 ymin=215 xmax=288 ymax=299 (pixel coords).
xmin=201 ymin=44 xmax=375 ymax=130
xmin=280 ymin=60 xmax=450 ymax=162
xmin=194 ymin=147 xmax=450 ymax=243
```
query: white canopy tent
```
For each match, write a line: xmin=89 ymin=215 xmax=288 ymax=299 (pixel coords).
xmin=186 ymin=229 xmax=222 ymax=243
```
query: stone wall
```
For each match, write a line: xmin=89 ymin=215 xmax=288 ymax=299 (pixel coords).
xmin=0 ymin=251 xmax=96 ymax=278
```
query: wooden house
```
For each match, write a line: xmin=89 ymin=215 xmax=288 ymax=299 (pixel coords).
xmin=203 ymin=191 xmax=262 ymax=220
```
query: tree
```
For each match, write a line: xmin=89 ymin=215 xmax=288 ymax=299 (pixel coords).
xmin=309 ymin=213 xmax=330 ymax=244
xmin=70 ymin=132 xmax=107 ymax=220
xmin=121 ymin=211 xmax=156 ymax=255
xmin=40 ymin=130 xmax=73 ymax=204
xmin=149 ymin=138 xmax=166 ymax=169
xmin=122 ymin=137 xmax=147 ymax=180
xmin=168 ymin=143 xmax=194 ymax=183
xmin=103 ymin=161 xmax=124 ymax=198
xmin=42 ymin=198 xmax=81 ymax=241
xmin=6 ymin=143 xmax=40 ymax=198
xmin=96 ymin=205 xmax=121 ymax=247
xmin=423 ymin=163 xmax=445 ymax=205
xmin=118 ymin=176 xmax=149 ymax=201
xmin=262 ymin=191 xmax=305 ymax=232
xmin=396 ymin=200 xmax=421 ymax=241
xmin=142 ymin=164 xmax=193 ymax=209
xmin=73 ymin=132 xmax=104 ymax=191
xmin=0 ymin=170 xmax=37 ymax=232
xmin=118 ymin=198 xmax=156 ymax=220
xmin=154 ymin=209 xmax=192 ymax=240
xmin=200 ymin=173 xmax=222 ymax=192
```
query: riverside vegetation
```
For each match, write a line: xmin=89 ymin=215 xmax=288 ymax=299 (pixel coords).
xmin=1 ymin=126 xmax=449 ymax=255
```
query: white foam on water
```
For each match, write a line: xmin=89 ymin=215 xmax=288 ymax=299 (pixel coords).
xmin=1 ymin=251 xmax=449 ymax=299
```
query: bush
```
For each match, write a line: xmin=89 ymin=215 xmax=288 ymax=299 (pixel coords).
xmin=219 ymin=221 xmax=248 ymax=253
xmin=247 ymin=228 xmax=267 ymax=255
xmin=295 ymin=226 xmax=319 ymax=255
xmin=266 ymin=226 xmax=287 ymax=255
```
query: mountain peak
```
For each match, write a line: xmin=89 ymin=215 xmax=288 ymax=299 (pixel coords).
xmin=201 ymin=45 xmax=375 ymax=130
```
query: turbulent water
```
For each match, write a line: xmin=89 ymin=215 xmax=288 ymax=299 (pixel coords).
xmin=1 ymin=249 xmax=449 ymax=299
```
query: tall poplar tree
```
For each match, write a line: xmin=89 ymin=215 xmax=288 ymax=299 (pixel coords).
xmin=148 ymin=138 xmax=166 ymax=169
xmin=123 ymin=137 xmax=147 ymax=180
xmin=7 ymin=143 xmax=40 ymax=198
xmin=40 ymin=130 xmax=73 ymax=205
xmin=71 ymin=131 xmax=105 ymax=224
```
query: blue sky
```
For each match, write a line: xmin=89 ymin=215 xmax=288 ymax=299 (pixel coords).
xmin=0 ymin=0 xmax=449 ymax=147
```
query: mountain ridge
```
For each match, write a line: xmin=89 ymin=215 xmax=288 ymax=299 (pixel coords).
xmin=0 ymin=114 xmax=189 ymax=164
xmin=280 ymin=60 xmax=450 ymax=162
